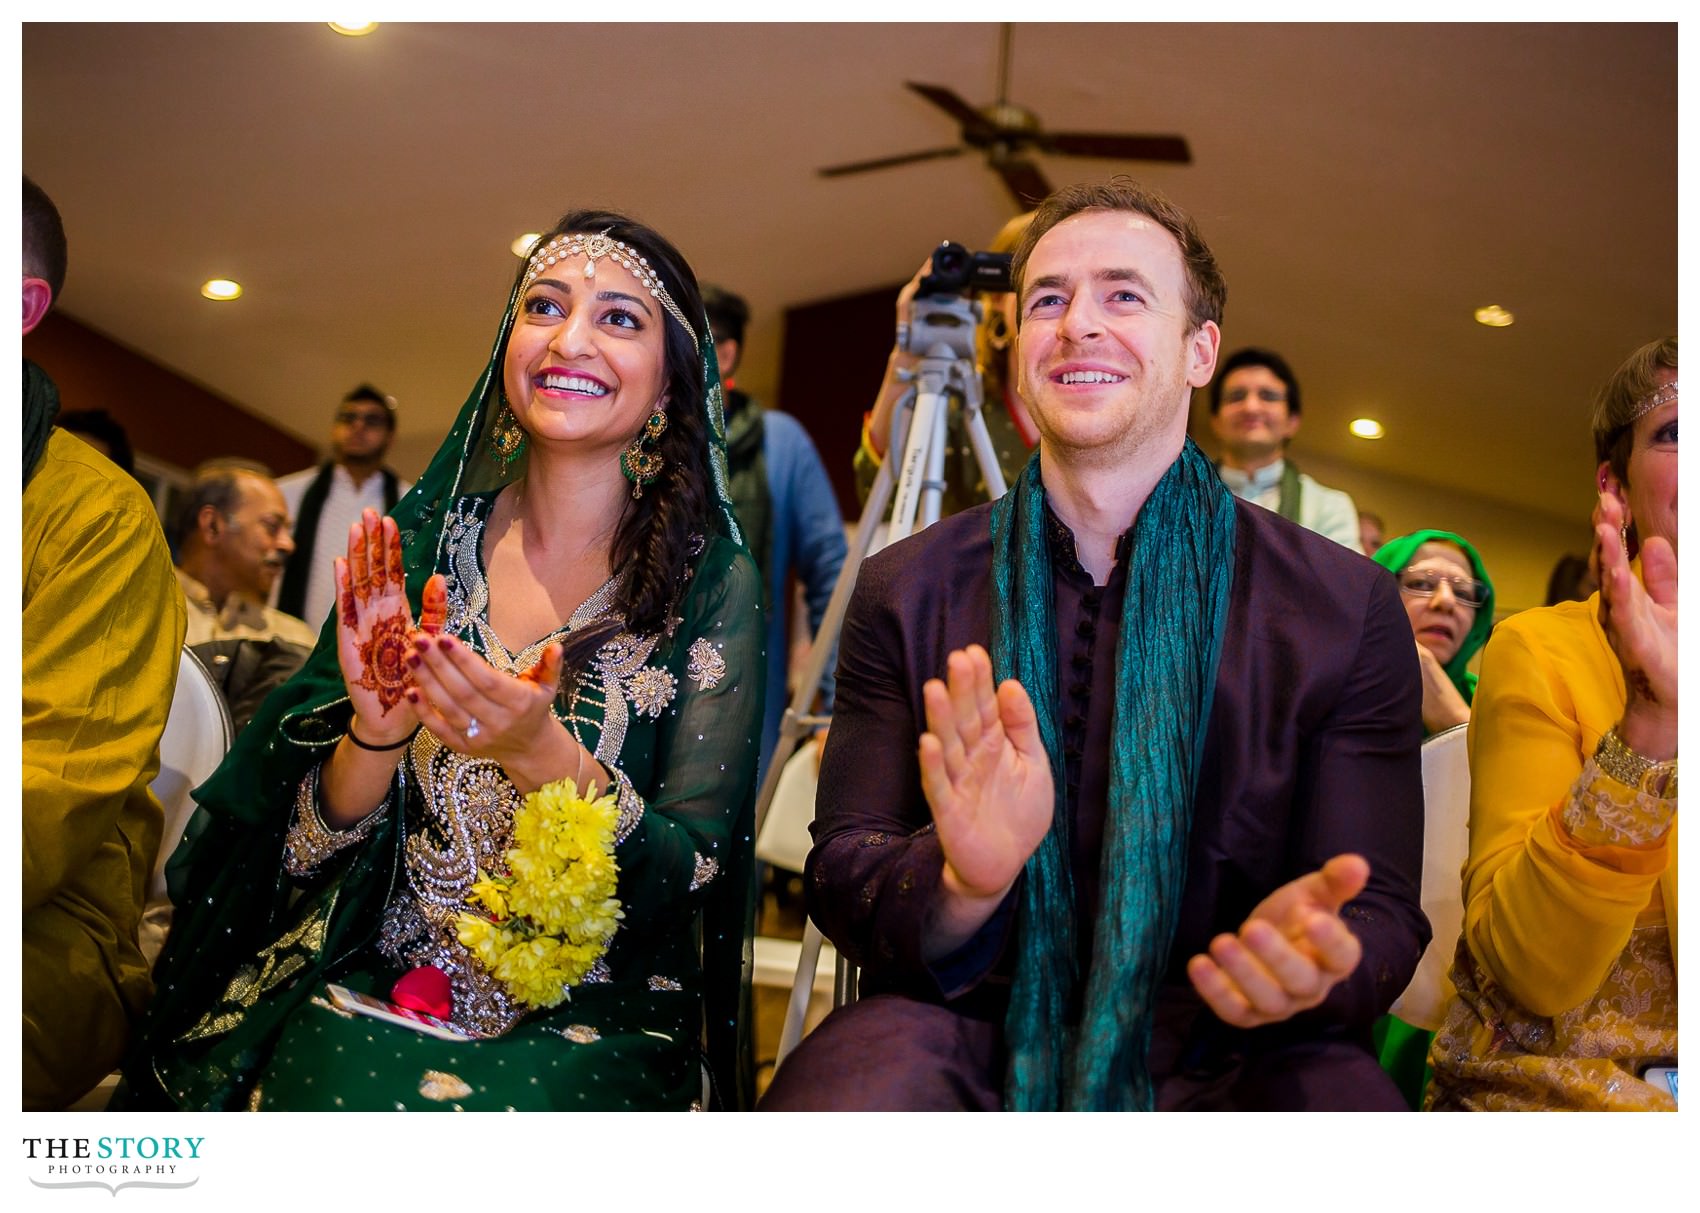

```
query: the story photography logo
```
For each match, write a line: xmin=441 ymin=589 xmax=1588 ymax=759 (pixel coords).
xmin=22 ymin=1134 xmax=203 ymax=1196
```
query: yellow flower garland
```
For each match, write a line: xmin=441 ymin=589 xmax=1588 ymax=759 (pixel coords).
xmin=455 ymin=777 xmax=624 ymax=1010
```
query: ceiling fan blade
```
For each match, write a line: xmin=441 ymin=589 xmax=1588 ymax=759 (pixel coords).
xmin=818 ymin=146 xmax=966 ymax=178
xmin=1040 ymin=132 xmax=1192 ymax=164
xmin=995 ymin=157 xmax=1052 ymax=209
xmin=906 ymin=82 xmax=996 ymax=138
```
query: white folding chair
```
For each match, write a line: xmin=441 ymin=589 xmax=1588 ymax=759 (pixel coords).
xmin=139 ymin=646 xmax=234 ymax=965
xmin=1389 ymin=722 xmax=1471 ymax=1031
xmin=753 ymin=745 xmax=847 ymax=1068
xmin=67 ymin=646 xmax=234 ymax=1111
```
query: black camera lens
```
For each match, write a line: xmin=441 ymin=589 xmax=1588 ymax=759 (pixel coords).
xmin=932 ymin=242 xmax=968 ymax=278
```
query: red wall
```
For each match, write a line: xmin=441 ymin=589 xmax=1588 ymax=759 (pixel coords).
xmin=23 ymin=312 xmax=316 ymax=476
xmin=777 ymin=281 xmax=903 ymax=518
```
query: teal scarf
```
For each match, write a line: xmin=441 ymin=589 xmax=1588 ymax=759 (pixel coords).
xmin=23 ymin=359 xmax=60 ymax=487
xmin=993 ymin=439 xmax=1235 ymax=1111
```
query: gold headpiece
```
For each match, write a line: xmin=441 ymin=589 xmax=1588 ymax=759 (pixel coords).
xmin=516 ymin=231 xmax=699 ymax=351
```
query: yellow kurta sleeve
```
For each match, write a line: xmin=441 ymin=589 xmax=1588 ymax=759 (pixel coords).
xmin=22 ymin=433 xmax=186 ymax=910
xmin=1461 ymin=604 xmax=1670 ymax=1018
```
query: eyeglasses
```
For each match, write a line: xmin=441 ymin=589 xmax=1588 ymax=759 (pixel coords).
xmin=1221 ymin=386 xmax=1288 ymax=406
xmin=335 ymin=410 xmax=391 ymax=429
xmin=1398 ymin=571 xmax=1488 ymax=608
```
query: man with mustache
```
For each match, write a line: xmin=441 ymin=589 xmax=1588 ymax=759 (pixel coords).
xmin=174 ymin=460 xmax=316 ymax=726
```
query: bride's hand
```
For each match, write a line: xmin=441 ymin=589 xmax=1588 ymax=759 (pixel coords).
xmin=334 ymin=507 xmax=446 ymax=744
xmin=405 ymin=636 xmax=592 ymax=792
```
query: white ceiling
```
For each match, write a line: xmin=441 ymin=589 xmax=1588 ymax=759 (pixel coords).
xmin=22 ymin=21 xmax=1676 ymax=525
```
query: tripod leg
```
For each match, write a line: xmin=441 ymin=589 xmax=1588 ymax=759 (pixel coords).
xmin=753 ymin=452 xmax=899 ymax=838
xmin=886 ymin=389 xmax=945 ymax=545
xmin=958 ymin=370 xmax=1010 ymax=499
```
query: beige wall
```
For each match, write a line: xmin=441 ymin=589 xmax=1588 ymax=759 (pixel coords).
xmin=1278 ymin=449 xmax=1593 ymax=617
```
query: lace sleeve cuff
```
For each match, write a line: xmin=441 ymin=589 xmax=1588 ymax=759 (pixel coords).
xmin=1559 ymin=755 xmax=1677 ymax=848
xmin=283 ymin=764 xmax=391 ymax=876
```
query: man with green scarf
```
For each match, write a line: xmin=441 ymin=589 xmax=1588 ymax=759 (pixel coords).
xmin=1207 ymin=347 xmax=1364 ymax=553
xmin=761 ymin=181 xmax=1427 ymax=1112
xmin=22 ymin=175 xmax=185 ymax=1108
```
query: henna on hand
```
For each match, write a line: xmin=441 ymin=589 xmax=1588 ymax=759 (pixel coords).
xmin=356 ymin=611 xmax=414 ymax=713
xmin=518 ymin=643 xmax=562 ymax=689
xmin=1627 ymin=669 xmax=1660 ymax=706
xmin=385 ymin=523 xmax=406 ymax=588
xmin=339 ymin=573 xmax=358 ymax=630
xmin=351 ymin=525 xmax=373 ymax=605
xmin=419 ymin=574 xmax=448 ymax=635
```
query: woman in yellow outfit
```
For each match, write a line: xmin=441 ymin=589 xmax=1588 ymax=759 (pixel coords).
xmin=1427 ymin=337 xmax=1677 ymax=1110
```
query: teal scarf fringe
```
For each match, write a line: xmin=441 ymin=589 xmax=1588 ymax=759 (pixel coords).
xmin=992 ymin=439 xmax=1235 ymax=1111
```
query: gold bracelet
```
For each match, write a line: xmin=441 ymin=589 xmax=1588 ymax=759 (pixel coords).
xmin=1594 ymin=727 xmax=1677 ymax=799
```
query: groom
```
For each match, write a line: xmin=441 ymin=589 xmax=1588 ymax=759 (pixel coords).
xmin=760 ymin=179 xmax=1427 ymax=1111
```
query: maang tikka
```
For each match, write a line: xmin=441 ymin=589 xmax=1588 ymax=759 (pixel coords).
xmin=516 ymin=231 xmax=699 ymax=354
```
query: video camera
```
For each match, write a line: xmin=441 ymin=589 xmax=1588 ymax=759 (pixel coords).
xmin=916 ymin=241 xmax=1013 ymax=299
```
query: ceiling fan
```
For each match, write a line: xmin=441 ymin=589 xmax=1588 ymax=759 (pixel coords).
xmin=818 ymin=24 xmax=1192 ymax=209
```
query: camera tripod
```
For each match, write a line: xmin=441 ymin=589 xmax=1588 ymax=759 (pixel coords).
xmin=752 ymin=290 xmax=1009 ymax=1065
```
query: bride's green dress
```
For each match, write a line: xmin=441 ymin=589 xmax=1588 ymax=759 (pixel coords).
xmin=120 ymin=267 xmax=762 ymax=1112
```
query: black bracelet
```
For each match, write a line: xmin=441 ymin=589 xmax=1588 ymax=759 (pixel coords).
xmin=346 ymin=724 xmax=420 ymax=752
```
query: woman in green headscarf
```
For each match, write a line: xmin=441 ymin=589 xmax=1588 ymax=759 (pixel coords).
xmin=1372 ymin=529 xmax=1496 ymax=736
xmin=120 ymin=209 xmax=763 ymax=1112
xmin=1368 ymin=527 xmax=1494 ymax=1105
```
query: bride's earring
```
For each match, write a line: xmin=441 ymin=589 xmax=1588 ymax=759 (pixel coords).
xmin=488 ymin=393 xmax=527 ymax=468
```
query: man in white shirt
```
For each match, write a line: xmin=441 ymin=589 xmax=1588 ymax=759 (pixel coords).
xmin=1207 ymin=347 xmax=1363 ymax=553
xmin=274 ymin=385 xmax=413 ymax=630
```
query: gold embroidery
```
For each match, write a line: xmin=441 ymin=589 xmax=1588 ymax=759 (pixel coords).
xmin=686 ymin=637 xmax=726 ymax=690
xmin=178 ymin=913 xmax=330 ymax=1044
xmin=1560 ymin=757 xmax=1677 ymax=847
xmin=1427 ymin=928 xmax=1677 ymax=1111
xmin=688 ymin=853 xmax=718 ymax=891
xmin=418 ymin=1070 xmax=473 ymax=1101
xmin=283 ymin=766 xmax=389 ymax=876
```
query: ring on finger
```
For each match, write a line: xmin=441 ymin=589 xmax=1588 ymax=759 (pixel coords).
xmin=465 ymin=716 xmax=481 ymax=740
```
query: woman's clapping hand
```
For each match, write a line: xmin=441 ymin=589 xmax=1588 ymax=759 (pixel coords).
xmin=1593 ymin=491 xmax=1677 ymax=752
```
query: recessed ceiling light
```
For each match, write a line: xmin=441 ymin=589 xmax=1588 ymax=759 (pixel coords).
xmin=1349 ymin=418 xmax=1384 ymax=440
xmin=328 ymin=22 xmax=379 ymax=37
xmin=511 ymin=233 xmax=542 ymax=258
xmin=201 ymin=278 xmax=243 ymax=301
xmin=1474 ymin=304 xmax=1515 ymax=327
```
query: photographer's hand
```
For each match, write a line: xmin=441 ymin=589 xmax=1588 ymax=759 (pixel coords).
xmin=864 ymin=258 xmax=932 ymax=460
